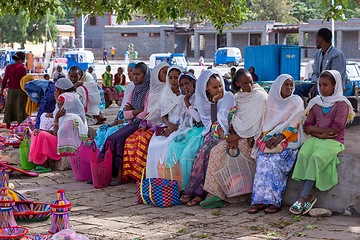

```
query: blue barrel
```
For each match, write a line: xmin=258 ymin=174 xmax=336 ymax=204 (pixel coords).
xmin=280 ymin=46 xmax=301 ymax=81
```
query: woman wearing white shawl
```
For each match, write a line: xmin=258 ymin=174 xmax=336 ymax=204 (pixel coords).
xmin=29 ymin=92 xmax=88 ymax=168
xmin=290 ymin=70 xmax=354 ymax=215
xmin=249 ymin=74 xmax=305 ymax=214
xmin=121 ymin=62 xmax=169 ymax=181
xmin=202 ymin=69 xmax=268 ymax=207
xmin=52 ymin=64 xmax=66 ymax=81
xmin=180 ymin=69 xmax=236 ymax=207
xmin=166 ymin=72 xmax=205 ymax=191
xmin=146 ymin=65 xmax=185 ymax=178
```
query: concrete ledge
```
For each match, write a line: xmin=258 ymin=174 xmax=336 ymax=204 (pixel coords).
xmin=283 ymin=152 xmax=360 ymax=213
xmin=49 ymin=156 xmax=71 ymax=171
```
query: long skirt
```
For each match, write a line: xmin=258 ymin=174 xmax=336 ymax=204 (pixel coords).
xmin=146 ymin=131 xmax=179 ymax=178
xmin=4 ymin=88 xmax=28 ymax=124
xmin=100 ymin=122 xmax=139 ymax=171
xmin=166 ymin=126 xmax=205 ymax=191
xmin=251 ymin=148 xmax=299 ymax=207
xmin=122 ymin=128 xmax=154 ymax=181
xmin=95 ymin=122 xmax=126 ymax=151
xmin=182 ymin=133 xmax=222 ymax=199
xmin=29 ymin=131 xmax=61 ymax=164
xmin=203 ymin=139 xmax=253 ymax=203
xmin=292 ymin=137 xmax=344 ymax=191
xmin=104 ymin=87 xmax=118 ymax=101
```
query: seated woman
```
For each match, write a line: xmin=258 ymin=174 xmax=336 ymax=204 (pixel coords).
xmin=99 ymin=62 xmax=150 ymax=186
xmin=249 ymin=66 xmax=258 ymax=82
xmin=202 ymin=69 xmax=268 ymax=208
xmin=180 ymin=69 xmax=236 ymax=207
xmin=114 ymin=67 xmax=126 ymax=96
xmin=68 ymin=66 xmax=104 ymax=124
xmin=166 ymin=72 xmax=205 ymax=191
xmin=102 ymin=65 xmax=118 ymax=107
xmin=37 ymin=78 xmax=76 ymax=131
xmin=290 ymin=70 xmax=354 ymax=215
xmin=145 ymin=65 xmax=185 ymax=178
xmin=122 ymin=62 xmax=169 ymax=181
xmin=248 ymin=74 xmax=305 ymax=214
xmin=29 ymin=92 xmax=88 ymax=169
xmin=52 ymin=64 xmax=66 ymax=81
xmin=94 ymin=62 xmax=138 ymax=151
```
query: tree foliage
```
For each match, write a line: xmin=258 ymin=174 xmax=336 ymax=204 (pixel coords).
xmin=0 ymin=0 xmax=249 ymax=31
xmin=249 ymin=0 xmax=296 ymax=22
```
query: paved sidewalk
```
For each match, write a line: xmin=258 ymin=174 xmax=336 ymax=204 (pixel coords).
xmin=5 ymin=169 xmax=360 ymax=239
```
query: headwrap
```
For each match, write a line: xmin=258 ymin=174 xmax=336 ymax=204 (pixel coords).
xmin=55 ymin=78 xmax=74 ymax=91
xmin=79 ymin=72 xmax=101 ymax=115
xmin=20 ymin=75 xmax=39 ymax=116
xmin=160 ymin=65 xmax=185 ymax=119
xmin=262 ymin=74 xmax=305 ymax=149
xmin=146 ymin=62 xmax=169 ymax=125
xmin=128 ymin=60 xmax=139 ymax=69
xmin=195 ymin=69 xmax=236 ymax=136
xmin=304 ymin=70 xmax=355 ymax=124
xmin=130 ymin=63 xmax=151 ymax=123
xmin=103 ymin=65 xmax=112 ymax=87
xmin=56 ymin=92 xmax=88 ymax=153
xmin=52 ymin=64 xmax=66 ymax=81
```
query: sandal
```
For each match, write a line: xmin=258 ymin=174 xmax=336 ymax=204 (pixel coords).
xmin=186 ymin=197 xmax=203 ymax=207
xmin=265 ymin=205 xmax=281 ymax=214
xmin=248 ymin=204 xmax=266 ymax=214
xmin=179 ymin=195 xmax=191 ymax=204
xmin=32 ymin=166 xmax=51 ymax=173
xmin=302 ymin=198 xmax=317 ymax=215
xmin=289 ymin=201 xmax=303 ymax=215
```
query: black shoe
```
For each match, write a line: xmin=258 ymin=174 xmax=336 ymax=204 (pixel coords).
xmin=110 ymin=181 xmax=124 ymax=186
xmin=86 ymin=180 xmax=93 ymax=184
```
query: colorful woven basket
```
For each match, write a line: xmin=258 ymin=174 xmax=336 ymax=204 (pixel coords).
xmin=20 ymin=234 xmax=52 ymax=240
xmin=0 ymin=226 xmax=28 ymax=239
xmin=13 ymin=202 xmax=51 ymax=222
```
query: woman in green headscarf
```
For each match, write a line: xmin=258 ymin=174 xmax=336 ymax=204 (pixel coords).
xmin=102 ymin=64 xmax=118 ymax=107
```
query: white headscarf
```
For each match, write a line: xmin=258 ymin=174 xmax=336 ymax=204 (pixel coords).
xmin=262 ymin=74 xmax=305 ymax=149
xmin=77 ymin=72 xmax=101 ymax=115
xmin=55 ymin=78 xmax=73 ymax=91
xmin=52 ymin=64 xmax=66 ymax=80
xmin=195 ymin=69 xmax=236 ymax=136
xmin=160 ymin=65 xmax=185 ymax=119
xmin=146 ymin=62 xmax=169 ymax=125
xmin=304 ymin=70 xmax=355 ymax=123
xmin=232 ymin=83 xmax=268 ymax=138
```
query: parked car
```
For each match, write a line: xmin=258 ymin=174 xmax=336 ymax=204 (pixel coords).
xmin=214 ymin=47 xmax=242 ymax=67
xmin=303 ymin=60 xmax=360 ymax=96
xmin=149 ymin=53 xmax=187 ymax=70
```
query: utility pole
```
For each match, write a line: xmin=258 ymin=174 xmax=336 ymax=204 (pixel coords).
xmin=44 ymin=14 xmax=49 ymax=54
xmin=81 ymin=14 xmax=89 ymax=50
xmin=331 ymin=0 xmax=335 ymax=47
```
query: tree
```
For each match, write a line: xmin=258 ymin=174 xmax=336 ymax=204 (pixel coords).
xmin=249 ymin=0 xmax=297 ymax=22
xmin=0 ymin=0 xmax=249 ymax=32
xmin=0 ymin=9 xmax=63 ymax=47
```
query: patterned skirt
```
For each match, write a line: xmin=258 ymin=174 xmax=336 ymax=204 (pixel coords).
xmin=251 ymin=148 xmax=299 ymax=207
xmin=122 ymin=128 xmax=154 ymax=181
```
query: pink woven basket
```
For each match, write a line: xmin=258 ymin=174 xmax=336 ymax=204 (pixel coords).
xmin=69 ymin=139 xmax=93 ymax=181
xmin=90 ymin=141 xmax=112 ymax=188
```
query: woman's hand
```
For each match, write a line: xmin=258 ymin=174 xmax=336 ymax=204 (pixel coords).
xmin=110 ymin=119 xmax=124 ymax=127
xmin=227 ymin=140 xmax=239 ymax=149
xmin=184 ymin=85 xmax=195 ymax=102
xmin=45 ymin=113 xmax=53 ymax=118
xmin=212 ymin=90 xmax=224 ymax=102
xmin=226 ymin=134 xmax=240 ymax=143
xmin=217 ymin=125 xmax=224 ymax=139
xmin=33 ymin=129 xmax=42 ymax=136
xmin=73 ymin=82 xmax=83 ymax=88
xmin=320 ymin=132 xmax=338 ymax=139
xmin=124 ymin=103 xmax=134 ymax=111
xmin=167 ymin=123 xmax=178 ymax=133
xmin=304 ymin=125 xmax=314 ymax=135
xmin=55 ymin=107 xmax=66 ymax=119
xmin=162 ymin=128 xmax=172 ymax=137
xmin=265 ymin=135 xmax=285 ymax=149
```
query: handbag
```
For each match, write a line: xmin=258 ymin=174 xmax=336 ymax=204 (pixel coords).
xmin=256 ymin=137 xmax=288 ymax=154
xmin=137 ymin=165 xmax=180 ymax=208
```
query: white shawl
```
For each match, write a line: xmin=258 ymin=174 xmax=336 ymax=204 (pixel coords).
xmin=262 ymin=74 xmax=305 ymax=149
xmin=77 ymin=72 xmax=101 ymax=115
xmin=146 ymin=62 xmax=169 ymax=125
xmin=160 ymin=65 xmax=185 ymax=122
xmin=305 ymin=70 xmax=355 ymax=124
xmin=195 ymin=69 xmax=236 ymax=136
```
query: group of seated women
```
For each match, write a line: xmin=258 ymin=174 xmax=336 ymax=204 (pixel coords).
xmin=29 ymin=59 xmax=354 ymax=215
xmin=93 ymin=61 xmax=353 ymax=214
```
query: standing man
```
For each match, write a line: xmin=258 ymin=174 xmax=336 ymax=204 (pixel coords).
xmin=294 ymin=28 xmax=346 ymax=98
xmin=5 ymin=51 xmax=10 ymax=67
xmin=103 ymin=48 xmax=109 ymax=65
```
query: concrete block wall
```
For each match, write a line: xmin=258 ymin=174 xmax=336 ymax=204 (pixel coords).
xmin=341 ymin=31 xmax=360 ymax=59
xmin=232 ymin=33 xmax=248 ymax=60
xmin=204 ymin=34 xmax=216 ymax=58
